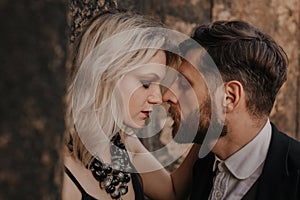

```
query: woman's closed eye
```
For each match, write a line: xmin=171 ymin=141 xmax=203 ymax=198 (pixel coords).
xmin=139 ymin=74 xmax=161 ymax=89
xmin=141 ymin=80 xmax=152 ymax=89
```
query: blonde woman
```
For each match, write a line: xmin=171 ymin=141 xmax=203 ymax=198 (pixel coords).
xmin=63 ymin=10 xmax=199 ymax=200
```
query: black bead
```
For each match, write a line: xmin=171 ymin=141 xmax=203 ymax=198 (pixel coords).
xmin=105 ymin=185 xmax=115 ymax=193
xmin=119 ymin=184 xmax=128 ymax=195
xmin=123 ymin=174 xmax=130 ymax=183
xmin=110 ymin=189 xmax=121 ymax=199
xmin=92 ymin=159 xmax=103 ymax=170
xmin=112 ymin=177 xmax=120 ymax=186
xmin=100 ymin=176 xmax=113 ymax=189
xmin=92 ymin=170 xmax=107 ymax=181
xmin=117 ymin=172 xmax=125 ymax=181
xmin=104 ymin=166 xmax=112 ymax=174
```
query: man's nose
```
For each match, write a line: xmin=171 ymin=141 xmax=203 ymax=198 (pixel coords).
xmin=162 ymin=86 xmax=178 ymax=104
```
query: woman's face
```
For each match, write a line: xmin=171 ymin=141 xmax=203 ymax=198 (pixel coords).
xmin=119 ymin=50 xmax=167 ymax=129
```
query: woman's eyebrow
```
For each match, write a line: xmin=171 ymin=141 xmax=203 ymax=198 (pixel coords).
xmin=138 ymin=73 xmax=161 ymax=81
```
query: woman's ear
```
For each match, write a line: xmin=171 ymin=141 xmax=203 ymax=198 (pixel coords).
xmin=223 ymin=80 xmax=243 ymax=112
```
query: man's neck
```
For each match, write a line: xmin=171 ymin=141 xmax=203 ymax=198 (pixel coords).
xmin=211 ymin=116 xmax=268 ymax=160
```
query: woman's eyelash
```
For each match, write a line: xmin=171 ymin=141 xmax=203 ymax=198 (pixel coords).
xmin=141 ymin=81 xmax=152 ymax=89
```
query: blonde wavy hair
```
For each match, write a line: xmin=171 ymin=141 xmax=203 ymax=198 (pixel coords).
xmin=65 ymin=10 xmax=179 ymax=165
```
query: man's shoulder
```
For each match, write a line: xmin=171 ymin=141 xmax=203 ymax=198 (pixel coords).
xmin=273 ymin=126 xmax=300 ymax=168
xmin=286 ymin=134 xmax=300 ymax=168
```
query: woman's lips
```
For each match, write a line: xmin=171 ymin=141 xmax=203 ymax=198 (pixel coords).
xmin=141 ymin=111 xmax=151 ymax=118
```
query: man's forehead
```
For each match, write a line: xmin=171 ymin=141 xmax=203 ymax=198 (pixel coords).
xmin=184 ymin=48 xmax=205 ymax=63
xmin=179 ymin=57 xmax=200 ymax=76
xmin=180 ymin=48 xmax=205 ymax=71
xmin=176 ymin=61 xmax=205 ymax=90
xmin=180 ymin=47 xmax=218 ymax=76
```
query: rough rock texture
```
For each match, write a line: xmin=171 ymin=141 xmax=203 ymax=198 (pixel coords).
xmin=117 ymin=0 xmax=211 ymax=35
xmin=0 ymin=0 xmax=67 ymax=199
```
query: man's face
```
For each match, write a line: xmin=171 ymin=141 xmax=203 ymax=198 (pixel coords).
xmin=163 ymin=50 xmax=225 ymax=144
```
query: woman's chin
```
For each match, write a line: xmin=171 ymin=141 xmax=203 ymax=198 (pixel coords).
xmin=123 ymin=119 xmax=147 ymax=130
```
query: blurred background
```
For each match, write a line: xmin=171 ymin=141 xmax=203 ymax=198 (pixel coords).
xmin=0 ymin=0 xmax=299 ymax=199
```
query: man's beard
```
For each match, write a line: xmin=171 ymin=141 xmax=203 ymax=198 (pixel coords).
xmin=193 ymin=112 xmax=227 ymax=144
xmin=169 ymin=97 xmax=227 ymax=144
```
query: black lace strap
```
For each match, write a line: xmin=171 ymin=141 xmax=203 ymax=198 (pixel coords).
xmin=64 ymin=166 xmax=97 ymax=200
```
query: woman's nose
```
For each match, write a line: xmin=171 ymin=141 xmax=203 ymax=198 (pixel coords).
xmin=147 ymin=84 xmax=163 ymax=104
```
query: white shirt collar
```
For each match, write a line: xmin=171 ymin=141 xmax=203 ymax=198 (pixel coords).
xmin=213 ymin=119 xmax=272 ymax=179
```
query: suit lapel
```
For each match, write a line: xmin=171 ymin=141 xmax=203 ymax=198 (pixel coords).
xmin=190 ymin=152 xmax=215 ymax=200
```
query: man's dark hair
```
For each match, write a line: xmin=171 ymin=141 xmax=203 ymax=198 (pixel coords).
xmin=191 ymin=20 xmax=288 ymax=117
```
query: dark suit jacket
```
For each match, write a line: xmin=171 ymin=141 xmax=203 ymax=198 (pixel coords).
xmin=190 ymin=124 xmax=300 ymax=200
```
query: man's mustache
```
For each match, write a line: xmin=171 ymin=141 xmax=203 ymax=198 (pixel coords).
xmin=169 ymin=106 xmax=200 ymax=143
xmin=168 ymin=104 xmax=181 ymax=138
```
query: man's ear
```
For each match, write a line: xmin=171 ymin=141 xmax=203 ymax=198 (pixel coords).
xmin=223 ymin=80 xmax=244 ymax=112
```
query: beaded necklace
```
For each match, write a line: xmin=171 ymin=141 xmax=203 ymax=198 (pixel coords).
xmin=89 ymin=133 xmax=132 ymax=200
